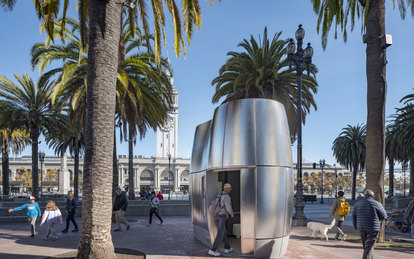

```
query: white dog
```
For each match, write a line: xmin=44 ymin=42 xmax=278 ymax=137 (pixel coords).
xmin=307 ymin=219 xmax=336 ymax=241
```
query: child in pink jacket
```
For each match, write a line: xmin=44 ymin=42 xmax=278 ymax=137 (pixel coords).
xmin=40 ymin=200 xmax=63 ymax=240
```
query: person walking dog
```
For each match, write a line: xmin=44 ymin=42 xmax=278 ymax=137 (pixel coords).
xmin=329 ymin=191 xmax=349 ymax=240
xmin=113 ymin=187 xmax=130 ymax=231
xmin=8 ymin=196 xmax=41 ymax=237
xmin=208 ymin=183 xmax=234 ymax=257
xmin=62 ymin=191 xmax=79 ymax=233
xmin=352 ymin=189 xmax=387 ymax=259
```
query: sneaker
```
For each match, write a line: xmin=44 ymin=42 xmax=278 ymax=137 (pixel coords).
xmin=71 ymin=229 xmax=79 ymax=232
xmin=208 ymin=250 xmax=220 ymax=257
xmin=113 ymin=228 xmax=121 ymax=232
xmin=30 ymin=234 xmax=34 ymax=237
xmin=159 ymin=221 xmax=163 ymax=225
xmin=341 ymin=234 xmax=347 ymax=241
xmin=61 ymin=229 xmax=68 ymax=233
xmin=224 ymin=248 xmax=234 ymax=254
xmin=126 ymin=225 xmax=130 ymax=231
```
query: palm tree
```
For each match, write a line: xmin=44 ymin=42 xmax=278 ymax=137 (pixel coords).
xmin=211 ymin=27 xmax=318 ymax=140
xmin=391 ymin=94 xmax=414 ymax=196
xmin=31 ymin=13 xmax=172 ymax=257
xmin=3 ymin=1 xmax=203 ymax=257
xmin=0 ymin=73 xmax=59 ymax=198
xmin=385 ymin=125 xmax=397 ymax=197
xmin=0 ymin=128 xmax=30 ymax=195
xmin=116 ymin=25 xmax=173 ymax=199
xmin=311 ymin=0 xmax=414 ymax=206
xmin=332 ymin=124 xmax=366 ymax=200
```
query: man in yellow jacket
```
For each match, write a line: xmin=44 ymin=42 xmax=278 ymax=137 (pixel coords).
xmin=329 ymin=191 xmax=348 ymax=240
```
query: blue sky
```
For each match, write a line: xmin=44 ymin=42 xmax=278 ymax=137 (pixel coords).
xmin=1 ymin=0 xmax=413 ymax=168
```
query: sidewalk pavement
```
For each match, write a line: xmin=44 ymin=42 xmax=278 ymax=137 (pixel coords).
xmin=0 ymin=215 xmax=413 ymax=259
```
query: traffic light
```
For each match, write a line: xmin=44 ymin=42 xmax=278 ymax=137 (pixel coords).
xmin=313 ymin=163 xmax=316 ymax=169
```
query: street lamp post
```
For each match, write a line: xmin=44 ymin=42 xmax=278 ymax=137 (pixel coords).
xmin=402 ymin=162 xmax=408 ymax=197
xmin=39 ymin=151 xmax=45 ymax=197
xmin=334 ymin=164 xmax=338 ymax=198
xmin=288 ymin=24 xmax=314 ymax=226
xmin=168 ymin=153 xmax=171 ymax=200
xmin=320 ymin=159 xmax=325 ymax=203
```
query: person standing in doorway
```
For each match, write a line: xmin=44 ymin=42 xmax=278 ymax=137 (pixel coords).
xmin=62 ymin=191 xmax=79 ymax=233
xmin=8 ymin=196 xmax=41 ymax=237
xmin=208 ymin=183 xmax=234 ymax=257
xmin=329 ymin=191 xmax=348 ymax=240
xmin=113 ymin=187 xmax=130 ymax=231
xmin=352 ymin=189 xmax=387 ymax=259
xmin=147 ymin=191 xmax=163 ymax=226
xmin=404 ymin=198 xmax=414 ymax=238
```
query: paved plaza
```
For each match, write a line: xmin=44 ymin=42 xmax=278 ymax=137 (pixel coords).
xmin=0 ymin=204 xmax=413 ymax=258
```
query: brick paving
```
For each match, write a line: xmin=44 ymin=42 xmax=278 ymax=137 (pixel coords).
xmin=0 ymin=216 xmax=413 ymax=259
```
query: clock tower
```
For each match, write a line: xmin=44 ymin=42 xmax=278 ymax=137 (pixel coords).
xmin=156 ymin=69 xmax=178 ymax=158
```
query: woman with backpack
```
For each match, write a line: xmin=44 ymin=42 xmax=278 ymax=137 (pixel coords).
xmin=329 ymin=191 xmax=349 ymax=240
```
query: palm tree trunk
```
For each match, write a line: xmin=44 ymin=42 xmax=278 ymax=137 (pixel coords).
xmin=128 ymin=125 xmax=135 ymax=200
xmin=410 ymin=158 xmax=414 ymax=196
xmin=364 ymin=0 xmax=387 ymax=243
xmin=365 ymin=0 xmax=386 ymax=204
xmin=388 ymin=158 xmax=394 ymax=197
xmin=74 ymin=140 xmax=80 ymax=198
xmin=2 ymin=141 xmax=10 ymax=195
xmin=31 ymin=124 xmax=39 ymax=199
xmin=77 ymin=1 xmax=122 ymax=258
xmin=352 ymin=165 xmax=357 ymax=200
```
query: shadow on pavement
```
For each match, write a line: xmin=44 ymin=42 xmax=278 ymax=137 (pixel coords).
xmin=46 ymin=248 xmax=146 ymax=259
xmin=314 ymin=243 xmax=414 ymax=253
xmin=0 ymin=253 xmax=43 ymax=259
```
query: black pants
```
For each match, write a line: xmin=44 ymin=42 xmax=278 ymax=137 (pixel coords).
xmin=359 ymin=230 xmax=379 ymax=259
xmin=65 ymin=211 xmax=78 ymax=230
xmin=149 ymin=207 xmax=163 ymax=224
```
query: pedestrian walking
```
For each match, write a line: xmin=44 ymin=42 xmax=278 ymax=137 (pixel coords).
xmin=147 ymin=191 xmax=163 ymax=226
xmin=352 ymin=189 xmax=387 ymax=259
xmin=208 ymin=183 xmax=234 ymax=257
xmin=403 ymin=198 xmax=414 ymax=238
xmin=8 ymin=196 xmax=41 ymax=237
xmin=40 ymin=200 xmax=63 ymax=240
xmin=157 ymin=191 xmax=164 ymax=201
xmin=113 ymin=187 xmax=130 ymax=231
xmin=62 ymin=191 xmax=79 ymax=233
xmin=329 ymin=191 xmax=348 ymax=240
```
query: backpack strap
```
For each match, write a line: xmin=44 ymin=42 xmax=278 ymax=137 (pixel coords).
xmin=214 ymin=194 xmax=223 ymax=210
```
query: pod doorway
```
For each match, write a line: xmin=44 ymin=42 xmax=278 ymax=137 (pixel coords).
xmin=216 ymin=170 xmax=241 ymax=255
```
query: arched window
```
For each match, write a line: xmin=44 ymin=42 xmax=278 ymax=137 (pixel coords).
xmin=160 ymin=169 xmax=174 ymax=181
xmin=140 ymin=170 xmax=154 ymax=181
xmin=180 ymin=170 xmax=189 ymax=182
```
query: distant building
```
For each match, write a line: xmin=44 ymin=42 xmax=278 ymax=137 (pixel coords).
xmin=296 ymin=163 xmax=351 ymax=194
